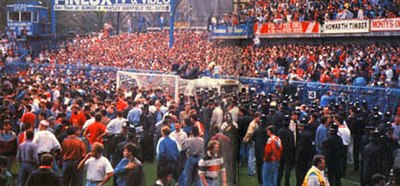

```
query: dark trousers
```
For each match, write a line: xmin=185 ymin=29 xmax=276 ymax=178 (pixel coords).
xmin=353 ymin=137 xmax=361 ymax=172
xmin=278 ymin=158 xmax=292 ymax=186
xmin=62 ymin=160 xmax=83 ymax=186
xmin=341 ymin=145 xmax=348 ymax=177
xmin=256 ymin=156 xmax=264 ymax=184
xmin=141 ymin=134 xmax=154 ymax=162
xmin=157 ymin=159 xmax=179 ymax=181
xmin=296 ymin=163 xmax=309 ymax=186
xmin=327 ymin=165 xmax=341 ymax=186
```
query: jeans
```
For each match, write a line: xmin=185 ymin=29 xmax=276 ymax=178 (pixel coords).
xmin=248 ymin=142 xmax=256 ymax=175
xmin=86 ymin=182 xmax=101 ymax=186
xmin=205 ymin=178 xmax=220 ymax=186
xmin=18 ymin=162 xmax=36 ymax=186
xmin=262 ymin=161 xmax=279 ymax=186
xmin=240 ymin=142 xmax=249 ymax=166
xmin=62 ymin=160 xmax=83 ymax=186
xmin=184 ymin=156 xmax=201 ymax=186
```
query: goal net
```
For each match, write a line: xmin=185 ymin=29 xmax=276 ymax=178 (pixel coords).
xmin=116 ymin=71 xmax=240 ymax=99
xmin=117 ymin=71 xmax=190 ymax=99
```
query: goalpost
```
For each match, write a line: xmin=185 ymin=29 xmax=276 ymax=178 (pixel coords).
xmin=116 ymin=71 xmax=190 ymax=99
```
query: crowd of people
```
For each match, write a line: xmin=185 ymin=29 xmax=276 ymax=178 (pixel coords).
xmin=0 ymin=59 xmax=400 ymax=185
xmin=234 ymin=0 xmax=400 ymax=24
xmin=3 ymin=30 xmax=398 ymax=87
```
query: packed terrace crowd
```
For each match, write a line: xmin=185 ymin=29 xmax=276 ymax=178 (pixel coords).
xmin=1 ymin=30 xmax=399 ymax=87
xmin=229 ymin=0 xmax=400 ymax=24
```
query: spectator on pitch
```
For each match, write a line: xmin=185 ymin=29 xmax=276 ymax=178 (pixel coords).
xmin=61 ymin=126 xmax=86 ymax=186
xmin=78 ymin=142 xmax=114 ymax=186
xmin=25 ymin=154 xmax=62 ymax=186
xmin=198 ymin=139 xmax=227 ymax=186
xmin=16 ymin=130 xmax=38 ymax=186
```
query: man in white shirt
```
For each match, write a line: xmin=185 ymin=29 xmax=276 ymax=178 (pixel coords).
xmin=106 ymin=111 xmax=127 ymax=135
xmin=210 ymin=102 xmax=223 ymax=129
xmin=335 ymin=115 xmax=351 ymax=176
xmin=169 ymin=122 xmax=187 ymax=151
xmin=33 ymin=120 xmax=61 ymax=156
xmin=78 ymin=142 xmax=113 ymax=186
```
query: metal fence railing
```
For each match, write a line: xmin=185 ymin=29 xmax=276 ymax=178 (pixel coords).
xmin=2 ymin=62 xmax=399 ymax=114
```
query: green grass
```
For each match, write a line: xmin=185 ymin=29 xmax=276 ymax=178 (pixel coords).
xmin=139 ymin=163 xmax=361 ymax=186
xmin=12 ymin=161 xmax=361 ymax=186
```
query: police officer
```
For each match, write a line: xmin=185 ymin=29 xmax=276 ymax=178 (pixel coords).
xmin=139 ymin=104 xmax=155 ymax=163
xmin=295 ymin=118 xmax=314 ymax=186
xmin=322 ymin=124 xmax=343 ymax=186
xmin=362 ymin=128 xmax=383 ymax=186
xmin=346 ymin=107 xmax=364 ymax=172
xmin=277 ymin=115 xmax=295 ymax=186
xmin=381 ymin=125 xmax=399 ymax=176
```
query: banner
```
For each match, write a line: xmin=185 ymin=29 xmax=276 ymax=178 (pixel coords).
xmin=371 ymin=18 xmax=400 ymax=31
xmin=211 ymin=24 xmax=249 ymax=37
xmin=254 ymin=21 xmax=320 ymax=35
xmin=54 ymin=0 xmax=171 ymax=12
xmin=322 ymin=19 xmax=369 ymax=34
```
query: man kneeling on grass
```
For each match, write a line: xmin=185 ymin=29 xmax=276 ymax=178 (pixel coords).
xmin=78 ymin=142 xmax=114 ymax=186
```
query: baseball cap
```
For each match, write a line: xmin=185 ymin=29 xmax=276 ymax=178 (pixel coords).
xmin=40 ymin=120 xmax=49 ymax=127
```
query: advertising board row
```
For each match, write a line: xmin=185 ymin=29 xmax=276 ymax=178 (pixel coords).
xmin=54 ymin=0 xmax=171 ymax=12
xmin=250 ymin=18 xmax=399 ymax=36
xmin=211 ymin=24 xmax=250 ymax=37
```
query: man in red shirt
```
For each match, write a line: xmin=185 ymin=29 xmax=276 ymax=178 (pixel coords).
xmin=84 ymin=113 xmax=106 ymax=147
xmin=70 ymin=104 xmax=86 ymax=130
xmin=62 ymin=126 xmax=86 ymax=186
xmin=263 ymin=125 xmax=282 ymax=186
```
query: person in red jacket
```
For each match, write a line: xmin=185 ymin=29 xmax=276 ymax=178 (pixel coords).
xmin=262 ymin=125 xmax=283 ymax=186
xmin=70 ymin=104 xmax=86 ymax=130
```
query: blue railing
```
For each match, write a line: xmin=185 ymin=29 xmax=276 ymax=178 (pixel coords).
xmin=2 ymin=62 xmax=399 ymax=114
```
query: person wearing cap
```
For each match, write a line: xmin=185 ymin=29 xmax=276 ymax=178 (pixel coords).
xmin=25 ymin=154 xmax=61 ymax=186
xmin=277 ymin=115 xmax=295 ymax=186
xmin=381 ymin=124 xmax=399 ymax=176
xmin=361 ymin=129 xmax=383 ymax=186
xmin=289 ymin=110 xmax=300 ymax=145
xmin=322 ymin=124 xmax=343 ymax=186
xmin=295 ymin=117 xmax=314 ymax=186
xmin=346 ymin=107 xmax=364 ymax=172
xmin=33 ymin=120 xmax=61 ymax=159
xmin=61 ymin=126 xmax=86 ymax=186
xmin=16 ymin=130 xmax=38 ymax=186
xmin=140 ymin=104 xmax=156 ymax=163
xmin=47 ymin=116 xmax=57 ymax=133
